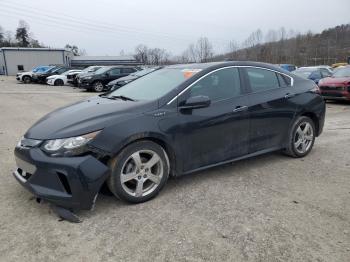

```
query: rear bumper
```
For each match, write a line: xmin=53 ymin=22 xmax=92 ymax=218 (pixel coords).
xmin=13 ymin=146 xmax=109 ymax=210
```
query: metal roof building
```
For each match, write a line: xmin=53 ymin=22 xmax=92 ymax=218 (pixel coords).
xmin=71 ymin=55 xmax=141 ymax=67
xmin=0 ymin=47 xmax=73 ymax=75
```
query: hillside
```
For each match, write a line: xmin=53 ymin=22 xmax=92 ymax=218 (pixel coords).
xmin=214 ymin=24 xmax=350 ymax=66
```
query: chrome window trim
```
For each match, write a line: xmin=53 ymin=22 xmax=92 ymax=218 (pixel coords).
xmin=166 ymin=65 xmax=294 ymax=105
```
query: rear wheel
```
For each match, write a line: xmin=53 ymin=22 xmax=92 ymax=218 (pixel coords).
xmin=22 ymin=75 xmax=31 ymax=84
xmin=107 ymin=141 xmax=170 ymax=203
xmin=54 ymin=79 xmax=64 ymax=86
xmin=284 ymin=116 xmax=316 ymax=158
xmin=93 ymin=81 xmax=104 ymax=92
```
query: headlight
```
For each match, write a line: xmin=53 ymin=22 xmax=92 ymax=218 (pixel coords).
xmin=84 ymin=76 xmax=92 ymax=80
xmin=42 ymin=130 xmax=101 ymax=157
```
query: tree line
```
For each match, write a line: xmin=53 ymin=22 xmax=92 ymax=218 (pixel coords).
xmin=213 ymin=24 xmax=350 ymax=66
xmin=133 ymin=24 xmax=350 ymax=66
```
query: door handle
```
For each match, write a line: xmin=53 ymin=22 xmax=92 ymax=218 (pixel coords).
xmin=232 ymin=105 xmax=248 ymax=113
xmin=284 ymin=93 xmax=295 ymax=99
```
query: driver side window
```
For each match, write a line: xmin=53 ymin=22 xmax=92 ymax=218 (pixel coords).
xmin=188 ymin=67 xmax=241 ymax=102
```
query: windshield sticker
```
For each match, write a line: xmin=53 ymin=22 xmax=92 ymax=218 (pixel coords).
xmin=182 ymin=69 xmax=202 ymax=79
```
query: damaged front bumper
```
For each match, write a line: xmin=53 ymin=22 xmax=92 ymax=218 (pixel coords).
xmin=13 ymin=146 xmax=110 ymax=210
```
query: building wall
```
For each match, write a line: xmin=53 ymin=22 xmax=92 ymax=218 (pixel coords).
xmin=2 ymin=50 xmax=73 ymax=75
xmin=0 ymin=51 xmax=5 ymax=75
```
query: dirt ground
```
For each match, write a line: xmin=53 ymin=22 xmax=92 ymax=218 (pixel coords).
xmin=0 ymin=76 xmax=349 ymax=262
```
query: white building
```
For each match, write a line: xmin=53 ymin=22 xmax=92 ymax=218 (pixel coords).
xmin=0 ymin=47 xmax=73 ymax=75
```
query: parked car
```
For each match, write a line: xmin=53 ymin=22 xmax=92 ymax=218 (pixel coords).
xmin=69 ymin=66 xmax=102 ymax=86
xmin=318 ymin=65 xmax=350 ymax=101
xmin=278 ymin=64 xmax=297 ymax=72
xmin=46 ymin=70 xmax=82 ymax=86
xmin=78 ymin=66 xmax=138 ymax=92
xmin=293 ymin=67 xmax=332 ymax=84
xmin=13 ymin=61 xmax=325 ymax=221
xmin=331 ymin=62 xmax=348 ymax=68
xmin=106 ymin=67 xmax=161 ymax=91
xmin=16 ymin=66 xmax=53 ymax=84
xmin=32 ymin=66 xmax=73 ymax=84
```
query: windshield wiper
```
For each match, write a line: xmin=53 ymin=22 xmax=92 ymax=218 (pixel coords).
xmin=111 ymin=95 xmax=135 ymax=101
xmin=100 ymin=94 xmax=135 ymax=101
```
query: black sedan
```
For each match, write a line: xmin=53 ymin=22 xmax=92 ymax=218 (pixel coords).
xmin=106 ymin=67 xmax=161 ymax=91
xmin=13 ymin=61 xmax=325 ymax=220
xmin=78 ymin=66 xmax=138 ymax=92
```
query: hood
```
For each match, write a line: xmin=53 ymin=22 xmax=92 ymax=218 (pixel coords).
xmin=47 ymin=74 xmax=61 ymax=79
xmin=25 ymin=96 xmax=157 ymax=140
xmin=319 ymin=77 xmax=350 ymax=86
xmin=18 ymin=71 xmax=31 ymax=76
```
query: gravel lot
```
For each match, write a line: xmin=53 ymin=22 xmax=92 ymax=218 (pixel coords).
xmin=0 ymin=76 xmax=349 ymax=262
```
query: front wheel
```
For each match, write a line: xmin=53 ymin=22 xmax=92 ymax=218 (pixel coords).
xmin=93 ymin=81 xmax=104 ymax=92
xmin=107 ymin=141 xmax=170 ymax=203
xmin=54 ymin=79 xmax=64 ymax=86
xmin=22 ymin=75 xmax=31 ymax=84
xmin=284 ymin=116 xmax=316 ymax=158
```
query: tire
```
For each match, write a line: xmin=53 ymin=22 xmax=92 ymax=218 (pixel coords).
xmin=93 ymin=81 xmax=104 ymax=92
xmin=107 ymin=140 xmax=170 ymax=203
xmin=284 ymin=116 xmax=316 ymax=158
xmin=54 ymin=79 xmax=64 ymax=86
xmin=22 ymin=75 xmax=31 ymax=84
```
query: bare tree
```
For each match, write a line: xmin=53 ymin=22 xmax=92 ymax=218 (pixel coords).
xmin=227 ymin=40 xmax=239 ymax=60
xmin=134 ymin=44 xmax=149 ymax=64
xmin=196 ymin=37 xmax=213 ymax=62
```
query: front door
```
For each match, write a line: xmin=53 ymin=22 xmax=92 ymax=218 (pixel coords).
xmin=175 ymin=67 xmax=250 ymax=172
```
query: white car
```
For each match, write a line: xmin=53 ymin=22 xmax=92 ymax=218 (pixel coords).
xmin=46 ymin=70 xmax=82 ymax=86
xmin=16 ymin=66 xmax=53 ymax=83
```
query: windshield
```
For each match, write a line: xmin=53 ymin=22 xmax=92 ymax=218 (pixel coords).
xmin=108 ymin=68 xmax=201 ymax=101
xmin=82 ymin=66 xmax=101 ymax=73
xmin=94 ymin=67 xmax=110 ymax=74
xmin=294 ymin=69 xmax=315 ymax=78
xmin=33 ymin=66 xmax=51 ymax=73
xmin=131 ymin=68 xmax=155 ymax=77
xmin=333 ymin=66 xmax=350 ymax=77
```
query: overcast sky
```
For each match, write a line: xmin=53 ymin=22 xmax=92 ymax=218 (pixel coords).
xmin=0 ymin=0 xmax=349 ymax=56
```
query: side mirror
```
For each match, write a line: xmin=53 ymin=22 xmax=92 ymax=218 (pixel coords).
xmin=105 ymin=72 xmax=110 ymax=76
xmin=179 ymin=95 xmax=211 ymax=109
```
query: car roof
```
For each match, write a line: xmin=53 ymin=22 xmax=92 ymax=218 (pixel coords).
xmin=166 ymin=61 xmax=289 ymax=74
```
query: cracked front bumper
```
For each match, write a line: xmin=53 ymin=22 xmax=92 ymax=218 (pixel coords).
xmin=13 ymin=146 xmax=110 ymax=210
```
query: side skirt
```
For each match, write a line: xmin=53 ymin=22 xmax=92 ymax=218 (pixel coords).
xmin=180 ymin=146 xmax=282 ymax=176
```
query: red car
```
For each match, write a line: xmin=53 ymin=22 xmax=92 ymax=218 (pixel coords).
xmin=318 ymin=66 xmax=350 ymax=101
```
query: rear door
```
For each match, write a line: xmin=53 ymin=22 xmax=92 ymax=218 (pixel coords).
xmin=242 ymin=67 xmax=297 ymax=153
xmin=105 ymin=68 xmax=122 ymax=84
xmin=121 ymin=68 xmax=136 ymax=77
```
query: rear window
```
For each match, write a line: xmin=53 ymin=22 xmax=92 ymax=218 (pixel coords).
xmin=122 ymin=68 xmax=136 ymax=74
xmin=246 ymin=68 xmax=280 ymax=92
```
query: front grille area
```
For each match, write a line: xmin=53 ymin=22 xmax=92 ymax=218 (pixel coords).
xmin=320 ymin=86 xmax=345 ymax=91
xmin=322 ymin=92 xmax=344 ymax=97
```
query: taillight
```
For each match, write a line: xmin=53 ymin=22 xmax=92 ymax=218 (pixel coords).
xmin=310 ymin=85 xmax=321 ymax=94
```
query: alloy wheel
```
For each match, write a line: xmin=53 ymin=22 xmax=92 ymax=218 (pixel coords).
xmin=94 ymin=82 xmax=104 ymax=92
xmin=294 ymin=121 xmax=314 ymax=154
xmin=120 ymin=150 xmax=163 ymax=198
